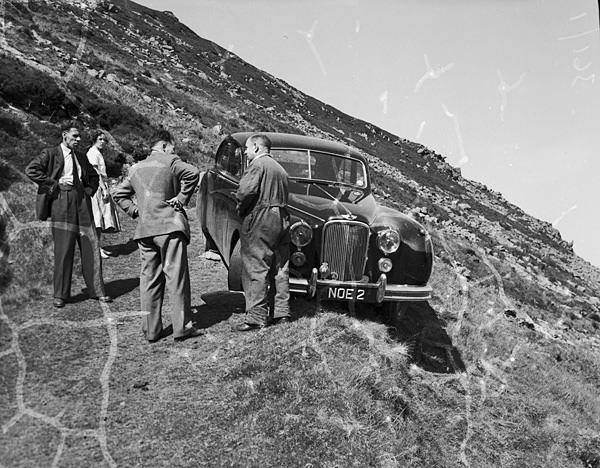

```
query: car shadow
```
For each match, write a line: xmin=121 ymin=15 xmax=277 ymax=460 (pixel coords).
xmin=385 ymin=301 xmax=466 ymax=374
xmin=192 ymin=291 xmax=246 ymax=328
xmin=293 ymin=298 xmax=465 ymax=374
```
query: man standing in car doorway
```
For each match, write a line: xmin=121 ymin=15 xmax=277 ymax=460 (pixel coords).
xmin=235 ymin=134 xmax=291 ymax=331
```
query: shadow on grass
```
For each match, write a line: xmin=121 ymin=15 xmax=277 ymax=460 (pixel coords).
xmin=104 ymin=238 xmax=139 ymax=257
xmin=192 ymin=292 xmax=322 ymax=329
xmin=71 ymin=277 xmax=140 ymax=303
xmin=387 ymin=301 xmax=466 ymax=374
xmin=193 ymin=290 xmax=246 ymax=328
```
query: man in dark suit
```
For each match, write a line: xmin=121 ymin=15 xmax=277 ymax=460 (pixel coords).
xmin=25 ymin=122 xmax=112 ymax=308
xmin=113 ymin=130 xmax=203 ymax=342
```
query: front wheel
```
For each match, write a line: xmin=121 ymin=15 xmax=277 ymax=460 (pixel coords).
xmin=227 ymin=242 xmax=243 ymax=291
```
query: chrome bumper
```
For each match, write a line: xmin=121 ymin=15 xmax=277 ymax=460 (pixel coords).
xmin=289 ymin=269 xmax=432 ymax=302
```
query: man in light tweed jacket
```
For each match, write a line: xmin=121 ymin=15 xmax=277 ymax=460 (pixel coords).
xmin=113 ymin=130 xmax=202 ymax=342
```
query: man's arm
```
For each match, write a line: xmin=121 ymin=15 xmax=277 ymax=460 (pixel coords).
xmin=112 ymin=178 xmax=139 ymax=219
xmin=170 ymin=156 xmax=200 ymax=206
xmin=25 ymin=148 xmax=58 ymax=194
xmin=81 ymin=154 xmax=100 ymax=197
xmin=236 ymin=162 xmax=261 ymax=217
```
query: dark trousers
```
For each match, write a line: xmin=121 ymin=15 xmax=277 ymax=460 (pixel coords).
xmin=51 ymin=188 xmax=105 ymax=300
xmin=138 ymin=232 xmax=191 ymax=341
xmin=241 ymin=206 xmax=290 ymax=326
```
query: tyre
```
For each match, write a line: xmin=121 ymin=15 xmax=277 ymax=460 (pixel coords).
xmin=227 ymin=241 xmax=243 ymax=291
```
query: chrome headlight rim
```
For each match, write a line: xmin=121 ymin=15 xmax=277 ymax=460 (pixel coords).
xmin=290 ymin=221 xmax=313 ymax=248
xmin=377 ymin=227 xmax=401 ymax=254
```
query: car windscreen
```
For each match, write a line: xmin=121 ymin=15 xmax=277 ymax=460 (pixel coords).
xmin=271 ymin=149 xmax=367 ymax=188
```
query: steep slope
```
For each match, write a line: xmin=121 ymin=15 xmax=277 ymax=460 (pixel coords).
xmin=1 ymin=0 xmax=598 ymax=330
xmin=1 ymin=1 xmax=599 ymax=465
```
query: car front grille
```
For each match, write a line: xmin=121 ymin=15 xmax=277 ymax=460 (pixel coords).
xmin=321 ymin=220 xmax=370 ymax=281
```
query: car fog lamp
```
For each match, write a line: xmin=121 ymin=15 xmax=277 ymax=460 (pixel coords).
xmin=291 ymin=251 xmax=306 ymax=267
xmin=377 ymin=228 xmax=401 ymax=254
xmin=290 ymin=221 xmax=313 ymax=247
xmin=378 ymin=257 xmax=393 ymax=273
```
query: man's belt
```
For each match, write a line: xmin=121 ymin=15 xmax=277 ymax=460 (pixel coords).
xmin=58 ymin=183 xmax=83 ymax=192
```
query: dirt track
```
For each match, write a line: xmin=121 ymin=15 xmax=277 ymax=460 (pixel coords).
xmin=0 ymin=207 xmax=258 ymax=466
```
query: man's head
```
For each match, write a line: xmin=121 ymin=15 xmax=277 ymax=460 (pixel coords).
xmin=61 ymin=121 xmax=82 ymax=150
xmin=245 ymin=134 xmax=271 ymax=162
xmin=150 ymin=129 xmax=175 ymax=154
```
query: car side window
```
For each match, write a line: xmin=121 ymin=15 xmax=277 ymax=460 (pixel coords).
xmin=216 ymin=139 xmax=242 ymax=177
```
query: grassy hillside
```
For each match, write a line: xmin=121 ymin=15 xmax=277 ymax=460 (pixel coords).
xmin=1 ymin=0 xmax=599 ymax=466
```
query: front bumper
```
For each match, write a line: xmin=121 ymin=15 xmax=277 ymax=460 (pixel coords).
xmin=289 ymin=268 xmax=432 ymax=302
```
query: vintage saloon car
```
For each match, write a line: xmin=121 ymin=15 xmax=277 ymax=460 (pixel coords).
xmin=197 ymin=132 xmax=433 ymax=314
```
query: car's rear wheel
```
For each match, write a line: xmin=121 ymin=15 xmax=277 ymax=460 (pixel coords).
xmin=227 ymin=242 xmax=243 ymax=291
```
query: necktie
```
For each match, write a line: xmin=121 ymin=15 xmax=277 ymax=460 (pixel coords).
xmin=71 ymin=152 xmax=81 ymax=188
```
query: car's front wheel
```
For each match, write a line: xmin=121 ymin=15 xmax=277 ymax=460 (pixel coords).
xmin=227 ymin=242 xmax=243 ymax=291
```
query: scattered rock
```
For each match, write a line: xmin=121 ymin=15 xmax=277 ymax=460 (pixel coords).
xmin=588 ymin=312 xmax=600 ymax=323
xmin=132 ymin=381 xmax=149 ymax=391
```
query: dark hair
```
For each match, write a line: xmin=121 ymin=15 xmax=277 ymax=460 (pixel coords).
xmin=150 ymin=129 xmax=174 ymax=148
xmin=60 ymin=120 xmax=82 ymax=133
xmin=248 ymin=133 xmax=272 ymax=151
xmin=91 ymin=129 xmax=106 ymax=144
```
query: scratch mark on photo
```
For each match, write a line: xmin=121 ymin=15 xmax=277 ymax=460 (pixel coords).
xmin=441 ymin=103 xmax=468 ymax=166
xmin=497 ymin=69 xmax=525 ymax=122
xmin=297 ymin=20 xmax=327 ymax=75
xmin=414 ymin=54 xmax=454 ymax=93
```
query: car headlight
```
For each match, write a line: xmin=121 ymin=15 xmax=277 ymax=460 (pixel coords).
xmin=377 ymin=228 xmax=401 ymax=254
xmin=290 ymin=221 xmax=313 ymax=247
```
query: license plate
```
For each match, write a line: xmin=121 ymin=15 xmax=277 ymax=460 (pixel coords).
xmin=323 ymin=286 xmax=368 ymax=301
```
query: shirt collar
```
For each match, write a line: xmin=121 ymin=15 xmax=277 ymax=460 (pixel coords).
xmin=60 ymin=143 xmax=71 ymax=156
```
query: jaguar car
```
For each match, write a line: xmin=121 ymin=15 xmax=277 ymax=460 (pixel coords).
xmin=197 ymin=132 xmax=433 ymax=314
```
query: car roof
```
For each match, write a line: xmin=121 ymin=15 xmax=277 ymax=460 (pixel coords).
xmin=228 ymin=132 xmax=367 ymax=163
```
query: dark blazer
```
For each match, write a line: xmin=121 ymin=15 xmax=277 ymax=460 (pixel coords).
xmin=25 ymin=145 xmax=100 ymax=221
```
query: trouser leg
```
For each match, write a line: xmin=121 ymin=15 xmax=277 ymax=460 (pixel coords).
xmin=51 ymin=190 xmax=78 ymax=300
xmin=138 ymin=237 xmax=165 ymax=340
xmin=156 ymin=233 xmax=191 ymax=338
xmin=52 ymin=224 xmax=77 ymax=300
xmin=241 ymin=216 xmax=270 ymax=326
xmin=272 ymin=239 xmax=291 ymax=319
xmin=78 ymin=223 xmax=105 ymax=298
xmin=242 ymin=207 xmax=290 ymax=325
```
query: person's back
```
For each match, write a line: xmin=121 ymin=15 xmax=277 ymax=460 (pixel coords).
xmin=112 ymin=129 xmax=202 ymax=343
xmin=118 ymin=151 xmax=195 ymax=243
xmin=253 ymin=156 xmax=288 ymax=207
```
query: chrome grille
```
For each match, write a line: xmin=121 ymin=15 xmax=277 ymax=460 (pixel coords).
xmin=321 ymin=221 xmax=369 ymax=281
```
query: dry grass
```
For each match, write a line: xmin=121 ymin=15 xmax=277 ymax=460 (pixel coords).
xmin=1 ymin=203 xmax=599 ymax=467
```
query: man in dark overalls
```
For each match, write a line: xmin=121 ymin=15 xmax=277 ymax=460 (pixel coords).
xmin=235 ymin=134 xmax=290 ymax=331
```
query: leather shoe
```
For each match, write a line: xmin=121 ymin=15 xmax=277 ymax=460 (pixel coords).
xmin=272 ymin=317 xmax=291 ymax=326
xmin=174 ymin=327 xmax=204 ymax=341
xmin=92 ymin=296 xmax=113 ymax=303
xmin=233 ymin=322 xmax=265 ymax=332
xmin=53 ymin=298 xmax=65 ymax=308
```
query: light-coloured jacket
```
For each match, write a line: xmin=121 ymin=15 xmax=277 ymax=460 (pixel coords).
xmin=113 ymin=151 xmax=199 ymax=243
